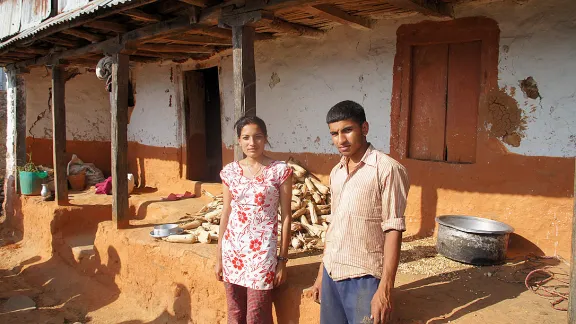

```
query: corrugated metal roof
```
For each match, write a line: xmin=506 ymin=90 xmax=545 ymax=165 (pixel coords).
xmin=0 ymin=0 xmax=136 ymax=50
xmin=58 ymin=0 xmax=90 ymax=14
xmin=20 ymin=0 xmax=52 ymax=31
xmin=0 ymin=0 xmax=22 ymax=40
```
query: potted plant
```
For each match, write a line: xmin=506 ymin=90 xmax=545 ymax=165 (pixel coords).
xmin=17 ymin=154 xmax=48 ymax=196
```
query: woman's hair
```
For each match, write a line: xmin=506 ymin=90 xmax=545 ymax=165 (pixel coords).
xmin=234 ymin=115 xmax=268 ymax=138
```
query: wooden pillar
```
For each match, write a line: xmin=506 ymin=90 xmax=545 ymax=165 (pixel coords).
xmin=110 ymin=53 xmax=129 ymax=229
xmin=51 ymin=65 xmax=68 ymax=205
xmin=3 ymin=67 xmax=26 ymax=218
xmin=231 ymin=25 xmax=256 ymax=161
xmin=569 ymin=158 xmax=576 ymax=323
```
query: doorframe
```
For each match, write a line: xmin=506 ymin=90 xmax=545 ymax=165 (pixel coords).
xmin=177 ymin=62 xmax=222 ymax=181
xmin=390 ymin=17 xmax=500 ymax=161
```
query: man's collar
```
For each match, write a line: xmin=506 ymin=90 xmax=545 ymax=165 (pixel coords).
xmin=338 ymin=143 xmax=377 ymax=168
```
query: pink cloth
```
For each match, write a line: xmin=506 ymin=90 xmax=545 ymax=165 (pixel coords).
xmin=219 ymin=161 xmax=292 ymax=290
xmin=95 ymin=177 xmax=112 ymax=195
xmin=161 ymin=191 xmax=195 ymax=201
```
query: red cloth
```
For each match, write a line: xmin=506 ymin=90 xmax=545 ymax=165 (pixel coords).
xmin=95 ymin=177 xmax=112 ymax=195
xmin=161 ymin=191 xmax=195 ymax=201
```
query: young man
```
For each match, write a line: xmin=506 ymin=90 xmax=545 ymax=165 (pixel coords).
xmin=306 ymin=100 xmax=409 ymax=324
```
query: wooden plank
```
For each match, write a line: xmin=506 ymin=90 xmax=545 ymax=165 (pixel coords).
xmin=156 ymin=35 xmax=231 ymax=46
xmin=84 ymin=20 xmax=129 ymax=33
xmin=306 ymin=4 xmax=373 ymax=30
xmin=110 ymin=53 xmax=130 ymax=229
xmin=259 ymin=13 xmax=324 ymax=38
xmin=120 ymin=9 xmax=162 ymax=22
xmin=385 ymin=0 xmax=453 ymax=18
xmin=61 ymin=28 xmax=105 ymax=43
xmin=232 ymin=25 xmax=256 ymax=161
xmin=43 ymin=36 xmax=82 ymax=48
xmin=178 ymin=0 xmax=210 ymax=7
xmin=445 ymin=41 xmax=481 ymax=163
xmin=408 ymin=44 xmax=448 ymax=161
xmin=51 ymin=65 xmax=68 ymax=205
xmin=137 ymin=43 xmax=214 ymax=53
xmin=10 ymin=47 xmax=49 ymax=55
xmin=184 ymin=71 xmax=207 ymax=180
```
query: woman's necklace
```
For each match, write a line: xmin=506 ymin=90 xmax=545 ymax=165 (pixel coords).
xmin=244 ymin=162 xmax=263 ymax=178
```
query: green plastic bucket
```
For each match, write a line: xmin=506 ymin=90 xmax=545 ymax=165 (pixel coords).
xmin=19 ymin=171 xmax=48 ymax=196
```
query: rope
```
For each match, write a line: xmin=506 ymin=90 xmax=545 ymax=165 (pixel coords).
xmin=492 ymin=253 xmax=569 ymax=311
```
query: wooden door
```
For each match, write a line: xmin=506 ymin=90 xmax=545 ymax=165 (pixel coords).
xmin=185 ymin=71 xmax=206 ymax=180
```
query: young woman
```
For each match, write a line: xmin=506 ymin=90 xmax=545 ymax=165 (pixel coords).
xmin=215 ymin=116 xmax=293 ymax=324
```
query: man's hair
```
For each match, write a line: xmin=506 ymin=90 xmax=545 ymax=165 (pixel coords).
xmin=326 ymin=100 xmax=366 ymax=126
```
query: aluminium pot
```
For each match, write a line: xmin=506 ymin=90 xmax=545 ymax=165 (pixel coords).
xmin=436 ymin=215 xmax=514 ymax=266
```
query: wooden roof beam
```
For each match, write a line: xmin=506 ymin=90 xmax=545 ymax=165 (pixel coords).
xmin=153 ymin=35 xmax=232 ymax=46
xmin=177 ymin=0 xmax=210 ymax=7
xmin=259 ymin=13 xmax=324 ymax=39
xmin=43 ymin=37 xmax=82 ymax=48
xmin=137 ymin=43 xmax=215 ymax=53
xmin=120 ymin=9 xmax=162 ymax=22
xmin=306 ymin=4 xmax=373 ymax=31
xmin=385 ymin=0 xmax=453 ymax=18
xmin=61 ymin=28 xmax=105 ymax=43
xmin=84 ymin=20 xmax=129 ymax=33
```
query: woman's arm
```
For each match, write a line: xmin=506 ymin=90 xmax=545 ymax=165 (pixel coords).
xmin=274 ymin=174 xmax=293 ymax=286
xmin=215 ymin=184 xmax=232 ymax=281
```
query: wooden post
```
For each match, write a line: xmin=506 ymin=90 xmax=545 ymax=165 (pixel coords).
xmin=3 ymin=67 xmax=26 ymax=218
xmin=51 ymin=65 xmax=68 ymax=205
xmin=110 ymin=53 xmax=130 ymax=229
xmin=569 ymin=158 xmax=576 ymax=323
xmin=231 ymin=25 xmax=256 ymax=161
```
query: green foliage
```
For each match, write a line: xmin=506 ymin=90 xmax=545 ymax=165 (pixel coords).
xmin=17 ymin=153 xmax=40 ymax=173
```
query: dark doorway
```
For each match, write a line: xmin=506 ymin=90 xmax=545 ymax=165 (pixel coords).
xmin=184 ymin=67 xmax=222 ymax=182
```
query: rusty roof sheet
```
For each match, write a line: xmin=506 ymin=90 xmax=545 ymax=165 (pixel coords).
xmin=0 ymin=0 xmax=22 ymax=40
xmin=0 ymin=0 xmax=136 ymax=49
xmin=20 ymin=0 xmax=52 ymax=31
xmin=58 ymin=0 xmax=90 ymax=14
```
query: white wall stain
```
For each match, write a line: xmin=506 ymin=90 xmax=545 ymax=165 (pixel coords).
xmin=458 ymin=0 xmax=576 ymax=156
xmin=129 ymin=64 xmax=180 ymax=147
xmin=25 ymin=67 xmax=110 ymax=141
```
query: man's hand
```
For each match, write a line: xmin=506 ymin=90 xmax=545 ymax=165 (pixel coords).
xmin=303 ymin=275 xmax=322 ymax=304
xmin=371 ymin=286 xmax=392 ymax=324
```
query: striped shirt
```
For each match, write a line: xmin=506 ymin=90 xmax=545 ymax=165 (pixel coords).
xmin=323 ymin=144 xmax=409 ymax=281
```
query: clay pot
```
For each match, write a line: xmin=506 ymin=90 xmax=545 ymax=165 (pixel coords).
xmin=68 ymin=171 xmax=86 ymax=191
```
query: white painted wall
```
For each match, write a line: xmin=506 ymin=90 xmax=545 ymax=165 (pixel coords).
xmin=219 ymin=19 xmax=413 ymax=155
xmin=457 ymin=0 xmax=576 ymax=157
xmin=129 ymin=64 xmax=181 ymax=147
xmin=25 ymin=67 xmax=110 ymax=141
xmin=22 ymin=0 xmax=575 ymax=158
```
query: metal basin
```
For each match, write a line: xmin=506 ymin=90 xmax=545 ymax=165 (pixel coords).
xmin=153 ymin=224 xmax=182 ymax=237
xmin=436 ymin=215 xmax=514 ymax=266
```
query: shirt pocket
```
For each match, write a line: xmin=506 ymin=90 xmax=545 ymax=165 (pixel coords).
xmin=349 ymin=216 xmax=385 ymax=253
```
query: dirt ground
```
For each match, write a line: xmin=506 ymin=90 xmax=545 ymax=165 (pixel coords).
xmin=0 ymin=222 xmax=568 ymax=324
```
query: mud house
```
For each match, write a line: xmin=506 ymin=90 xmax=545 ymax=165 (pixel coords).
xmin=1 ymin=0 xmax=575 ymax=322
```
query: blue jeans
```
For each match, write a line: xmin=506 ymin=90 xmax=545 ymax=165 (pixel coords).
xmin=320 ymin=267 xmax=381 ymax=324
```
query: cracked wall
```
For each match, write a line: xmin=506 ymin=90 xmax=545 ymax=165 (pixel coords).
xmin=24 ymin=67 xmax=110 ymax=142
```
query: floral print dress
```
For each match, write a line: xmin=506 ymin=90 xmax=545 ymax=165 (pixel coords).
xmin=220 ymin=160 xmax=292 ymax=290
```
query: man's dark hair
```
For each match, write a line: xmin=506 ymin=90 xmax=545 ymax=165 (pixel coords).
xmin=326 ymin=100 xmax=367 ymax=126
xmin=234 ymin=115 xmax=268 ymax=138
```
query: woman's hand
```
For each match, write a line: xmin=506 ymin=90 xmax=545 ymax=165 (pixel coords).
xmin=274 ymin=261 xmax=287 ymax=287
xmin=215 ymin=258 xmax=223 ymax=281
